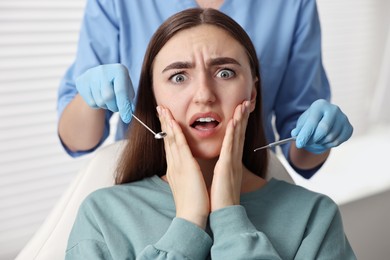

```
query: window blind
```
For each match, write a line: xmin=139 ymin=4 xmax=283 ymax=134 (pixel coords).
xmin=0 ymin=1 xmax=93 ymax=259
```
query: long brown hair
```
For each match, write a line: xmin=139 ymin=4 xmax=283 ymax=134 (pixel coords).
xmin=116 ymin=8 xmax=268 ymax=184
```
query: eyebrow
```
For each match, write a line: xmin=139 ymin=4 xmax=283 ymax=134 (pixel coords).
xmin=162 ymin=62 xmax=193 ymax=73
xmin=162 ymin=57 xmax=241 ymax=73
xmin=209 ymin=57 xmax=240 ymax=67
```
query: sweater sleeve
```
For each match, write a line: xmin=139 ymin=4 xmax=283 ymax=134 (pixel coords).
xmin=57 ymin=0 xmax=119 ymax=157
xmin=137 ymin=218 xmax=212 ymax=260
xmin=67 ymin=195 xmax=212 ymax=260
xmin=209 ymin=205 xmax=282 ymax=259
xmin=276 ymin=0 xmax=331 ymax=178
xmin=209 ymin=200 xmax=356 ymax=260
xmin=294 ymin=196 xmax=356 ymax=259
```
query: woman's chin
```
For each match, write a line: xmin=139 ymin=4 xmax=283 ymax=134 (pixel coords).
xmin=190 ymin=143 xmax=222 ymax=160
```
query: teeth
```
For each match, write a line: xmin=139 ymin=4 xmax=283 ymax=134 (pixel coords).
xmin=196 ymin=117 xmax=215 ymax=123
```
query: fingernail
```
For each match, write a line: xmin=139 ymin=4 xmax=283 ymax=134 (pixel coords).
xmin=246 ymin=101 xmax=251 ymax=111
xmin=156 ymin=106 xmax=162 ymax=115
xmin=242 ymin=100 xmax=250 ymax=113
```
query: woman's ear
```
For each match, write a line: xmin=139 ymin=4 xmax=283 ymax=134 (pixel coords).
xmin=249 ymin=77 xmax=258 ymax=112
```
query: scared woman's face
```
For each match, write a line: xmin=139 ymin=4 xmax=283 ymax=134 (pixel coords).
xmin=152 ymin=24 xmax=257 ymax=159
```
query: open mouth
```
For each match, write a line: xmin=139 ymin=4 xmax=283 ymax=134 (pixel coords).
xmin=190 ymin=116 xmax=220 ymax=130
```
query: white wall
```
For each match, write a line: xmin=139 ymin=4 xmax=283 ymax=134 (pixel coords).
xmin=0 ymin=0 xmax=389 ymax=259
xmin=317 ymin=0 xmax=390 ymax=134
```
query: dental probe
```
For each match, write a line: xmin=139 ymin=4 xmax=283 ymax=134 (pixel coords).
xmin=253 ymin=136 xmax=296 ymax=152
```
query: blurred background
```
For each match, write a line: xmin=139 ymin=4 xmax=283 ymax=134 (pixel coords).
xmin=0 ymin=0 xmax=389 ymax=259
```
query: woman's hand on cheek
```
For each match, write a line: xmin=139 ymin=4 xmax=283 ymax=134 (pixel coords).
xmin=157 ymin=106 xmax=210 ymax=229
xmin=211 ymin=101 xmax=250 ymax=212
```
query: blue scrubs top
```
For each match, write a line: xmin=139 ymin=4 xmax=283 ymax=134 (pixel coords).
xmin=58 ymin=0 xmax=330 ymax=178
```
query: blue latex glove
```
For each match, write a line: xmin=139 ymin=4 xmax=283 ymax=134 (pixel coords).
xmin=291 ymin=99 xmax=353 ymax=154
xmin=75 ymin=64 xmax=135 ymax=123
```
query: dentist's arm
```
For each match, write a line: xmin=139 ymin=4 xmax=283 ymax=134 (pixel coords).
xmin=59 ymin=94 xmax=106 ymax=152
xmin=58 ymin=64 xmax=134 ymax=152
xmin=289 ymin=144 xmax=330 ymax=171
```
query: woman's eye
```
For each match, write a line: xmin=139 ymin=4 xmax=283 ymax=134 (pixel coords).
xmin=170 ymin=73 xmax=187 ymax=84
xmin=217 ymin=69 xmax=235 ymax=79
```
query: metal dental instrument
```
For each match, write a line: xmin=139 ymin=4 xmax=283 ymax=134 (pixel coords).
xmin=254 ymin=136 xmax=296 ymax=152
xmin=131 ymin=114 xmax=167 ymax=139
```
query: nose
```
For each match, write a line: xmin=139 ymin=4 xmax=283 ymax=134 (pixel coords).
xmin=192 ymin=75 xmax=216 ymax=104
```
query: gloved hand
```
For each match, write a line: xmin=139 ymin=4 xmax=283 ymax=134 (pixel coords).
xmin=75 ymin=64 xmax=135 ymax=123
xmin=291 ymin=99 xmax=353 ymax=154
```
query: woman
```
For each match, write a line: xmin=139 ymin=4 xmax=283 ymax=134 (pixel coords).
xmin=66 ymin=8 xmax=355 ymax=259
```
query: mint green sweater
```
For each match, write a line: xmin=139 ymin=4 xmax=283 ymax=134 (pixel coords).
xmin=66 ymin=176 xmax=355 ymax=259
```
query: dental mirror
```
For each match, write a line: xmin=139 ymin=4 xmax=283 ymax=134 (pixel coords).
xmin=131 ymin=114 xmax=167 ymax=139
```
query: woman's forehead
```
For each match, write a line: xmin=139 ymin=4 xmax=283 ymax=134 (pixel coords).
xmin=154 ymin=24 xmax=248 ymax=67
